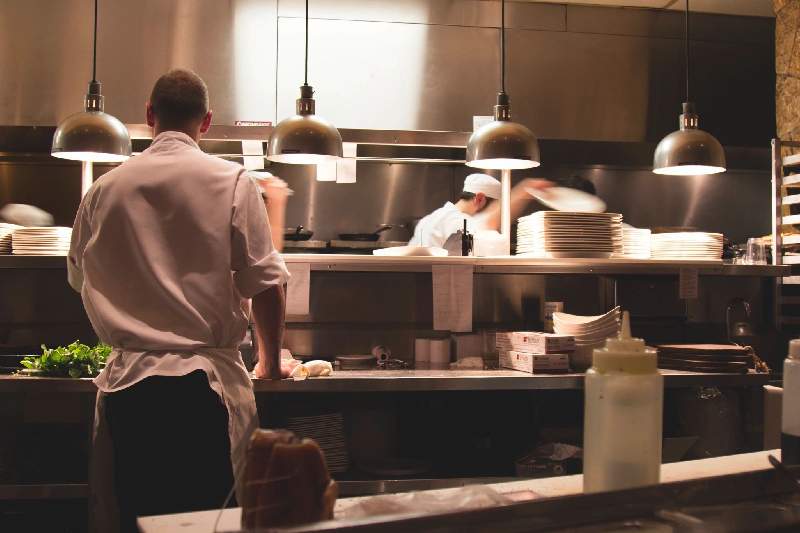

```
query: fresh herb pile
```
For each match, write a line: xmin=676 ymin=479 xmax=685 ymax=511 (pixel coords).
xmin=20 ymin=341 xmax=112 ymax=378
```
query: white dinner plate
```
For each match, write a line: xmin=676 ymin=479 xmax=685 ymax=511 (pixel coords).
xmin=526 ymin=187 xmax=607 ymax=213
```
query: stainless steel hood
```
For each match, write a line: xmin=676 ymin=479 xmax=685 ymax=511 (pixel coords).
xmin=0 ymin=0 xmax=775 ymax=147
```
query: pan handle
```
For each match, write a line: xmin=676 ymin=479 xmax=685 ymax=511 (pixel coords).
xmin=374 ymin=224 xmax=393 ymax=235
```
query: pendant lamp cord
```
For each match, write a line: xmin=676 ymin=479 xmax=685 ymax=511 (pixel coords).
xmin=500 ymin=0 xmax=506 ymax=95
xmin=92 ymin=0 xmax=98 ymax=83
xmin=304 ymin=0 xmax=309 ymax=86
xmin=684 ymin=0 xmax=690 ymax=102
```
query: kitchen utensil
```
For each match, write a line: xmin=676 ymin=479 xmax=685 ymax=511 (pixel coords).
xmin=335 ymin=354 xmax=377 ymax=370
xmin=516 ymin=212 xmax=623 ymax=258
xmin=655 ymin=344 xmax=753 ymax=373
xmin=745 ymin=237 xmax=767 ymax=265
xmin=415 ymin=338 xmax=431 ymax=362
xmin=526 ymin=186 xmax=607 ymax=213
xmin=429 ymin=339 xmax=451 ymax=368
xmin=284 ymin=225 xmax=314 ymax=241
xmin=339 ymin=224 xmax=393 ymax=242
xmin=650 ymin=232 xmax=723 ymax=260
xmin=11 ymin=226 xmax=72 ymax=256
xmin=371 ymin=345 xmax=392 ymax=363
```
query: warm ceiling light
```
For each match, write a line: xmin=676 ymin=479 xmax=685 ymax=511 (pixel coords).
xmin=51 ymin=0 xmax=131 ymax=163
xmin=653 ymin=0 xmax=725 ymax=176
xmin=267 ymin=0 xmax=342 ymax=165
xmin=466 ymin=0 xmax=539 ymax=170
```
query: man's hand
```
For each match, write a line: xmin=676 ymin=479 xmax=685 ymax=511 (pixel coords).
xmin=257 ymin=176 xmax=291 ymax=203
xmin=517 ymin=177 xmax=553 ymax=194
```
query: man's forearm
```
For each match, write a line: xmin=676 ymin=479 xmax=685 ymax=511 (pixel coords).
xmin=252 ymin=284 xmax=286 ymax=379
xmin=264 ymin=196 xmax=286 ymax=253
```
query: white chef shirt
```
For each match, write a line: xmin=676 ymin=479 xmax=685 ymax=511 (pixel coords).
xmin=410 ymin=202 xmax=491 ymax=248
xmin=68 ymin=130 xmax=289 ymax=485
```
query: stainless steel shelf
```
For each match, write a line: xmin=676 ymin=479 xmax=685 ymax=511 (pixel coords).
xmin=0 ymin=254 xmax=789 ymax=277
xmin=0 ymin=370 xmax=771 ymax=394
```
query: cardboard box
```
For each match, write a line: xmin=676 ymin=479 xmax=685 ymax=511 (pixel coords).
xmin=499 ymin=350 xmax=570 ymax=374
xmin=496 ymin=331 xmax=574 ymax=354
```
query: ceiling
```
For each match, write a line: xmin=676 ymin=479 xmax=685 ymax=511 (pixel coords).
xmin=527 ymin=0 xmax=775 ymax=17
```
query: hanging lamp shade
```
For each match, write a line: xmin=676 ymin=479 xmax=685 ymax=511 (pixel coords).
xmin=652 ymin=0 xmax=724 ymax=176
xmin=267 ymin=84 xmax=342 ymax=164
xmin=466 ymin=93 xmax=540 ymax=170
xmin=267 ymin=0 xmax=342 ymax=165
xmin=466 ymin=0 xmax=539 ymax=170
xmin=52 ymin=81 xmax=132 ymax=163
xmin=653 ymin=103 xmax=725 ymax=175
xmin=51 ymin=0 xmax=131 ymax=163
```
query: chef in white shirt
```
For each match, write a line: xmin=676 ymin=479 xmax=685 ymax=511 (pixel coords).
xmin=410 ymin=173 xmax=551 ymax=248
xmin=67 ymin=69 xmax=289 ymax=532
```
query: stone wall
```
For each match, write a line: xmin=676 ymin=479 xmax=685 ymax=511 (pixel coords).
xmin=777 ymin=0 xmax=800 ymax=144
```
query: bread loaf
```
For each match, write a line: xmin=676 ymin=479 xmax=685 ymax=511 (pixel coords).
xmin=241 ymin=429 xmax=338 ymax=529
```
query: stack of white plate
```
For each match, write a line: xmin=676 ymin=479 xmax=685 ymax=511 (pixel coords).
xmin=516 ymin=212 xmax=623 ymax=259
xmin=11 ymin=227 xmax=72 ymax=256
xmin=553 ymin=307 xmax=621 ymax=370
xmin=0 ymin=223 xmax=20 ymax=254
xmin=615 ymin=226 xmax=652 ymax=259
xmin=286 ymin=412 xmax=349 ymax=473
xmin=651 ymin=232 xmax=723 ymax=260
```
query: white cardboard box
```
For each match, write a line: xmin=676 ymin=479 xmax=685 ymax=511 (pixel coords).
xmin=496 ymin=331 xmax=575 ymax=354
xmin=499 ymin=350 xmax=570 ymax=374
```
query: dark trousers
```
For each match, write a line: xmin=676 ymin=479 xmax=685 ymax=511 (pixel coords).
xmin=104 ymin=370 xmax=235 ymax=533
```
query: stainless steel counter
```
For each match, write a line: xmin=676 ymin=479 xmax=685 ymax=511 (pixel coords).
xmin=0 ymin=255 xmax=789 ymax=277
xmin=0 ymin=369 xmax=770 ymax=394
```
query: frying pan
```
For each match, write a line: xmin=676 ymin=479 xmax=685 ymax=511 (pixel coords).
xmin=339 ymin=224 xmax=392 ymax=242
xmin=284 ymin=225 xmax=314 ymax=241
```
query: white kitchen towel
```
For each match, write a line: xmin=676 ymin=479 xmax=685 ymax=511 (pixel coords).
xmin=286 ymin=262 xmax=311 ymax=315
xmin=432 ymin=265 xmax=474 ymax=332
xmin=241 ymin=140 xmax=265 ymax=170
xmin=337 ymin=142 xmax=358 ymax=183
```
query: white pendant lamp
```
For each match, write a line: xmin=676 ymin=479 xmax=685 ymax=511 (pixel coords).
xmin=51 ymin=0 xmax=131 ymax=163
xmin=653 ymin=0 xmax=725 ymax=176
xmin=267 ymin=0 xmax=342 ymax=164
xmin=466 ymin=0 xmax=539 ymax=170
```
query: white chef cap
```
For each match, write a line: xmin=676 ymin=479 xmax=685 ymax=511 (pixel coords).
xmin=463 ymin=173 xmax=501 ymax=200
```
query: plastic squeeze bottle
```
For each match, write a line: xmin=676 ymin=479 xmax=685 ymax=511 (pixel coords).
xmin=583 ymin=311 xmax=663 ymax=493
xmin=782 ymin=339 xmax=800 ymax=465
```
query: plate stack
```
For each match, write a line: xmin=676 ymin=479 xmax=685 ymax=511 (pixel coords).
xmin=651 ymin=232 xmax=723 ymax=260
xmin=615 ymin=227 xmax=651 ymax=259
xmin=0 ymin=223 xmax=20 ymax=254
xmin=516 ymin=212 xmax=623 ymax=258
xmin=11 ymin=227 xmax=72 ymax=256
xmin=286 ymin=412 xmax=349 ymax=474
xmin=656 ymin=344 xmax=752 ymax=374
xmin=553 ymin=307 xmax=621 ymax=370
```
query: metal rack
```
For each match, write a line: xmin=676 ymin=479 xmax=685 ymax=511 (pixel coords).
xmin=771 ymin=138 xmax=800 ymax=328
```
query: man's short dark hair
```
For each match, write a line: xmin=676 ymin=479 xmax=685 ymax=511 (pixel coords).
xmin=149 ymin=69 xmax=209 ymax=130
xmin=459 ymin=191 xmax=495 ymax=209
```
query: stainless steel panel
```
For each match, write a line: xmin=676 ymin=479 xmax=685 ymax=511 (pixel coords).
xmin=277 ymin=0 xmax=566 ymax=31
xmin=566 ymin=5 xmax=774 ymax=44
xmin=276 ymin=17 xmax=499 ymax=132
xmin=505 ymin=28 xmax=774 ymax=145
xmin=273 ymin=161 xmax=457 ymax=241
xmin=0 ymin=0 xmax=278 ymax=126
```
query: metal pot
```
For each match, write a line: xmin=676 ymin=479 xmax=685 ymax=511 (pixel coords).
xmin=339 ymin=224 xmax=393 ymax=242
xmin=285 ymin=225 xmax=314 ymax=241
